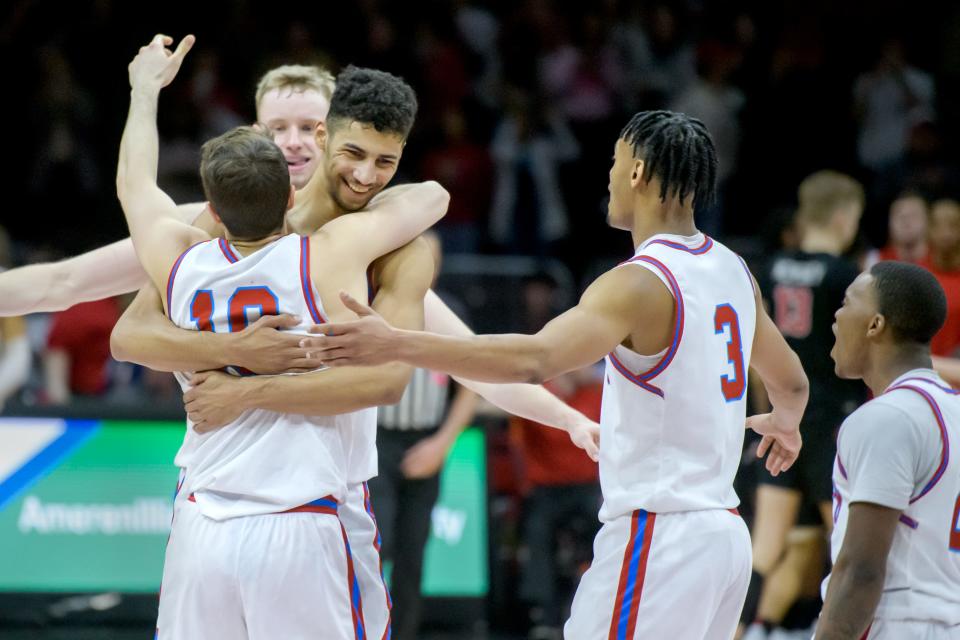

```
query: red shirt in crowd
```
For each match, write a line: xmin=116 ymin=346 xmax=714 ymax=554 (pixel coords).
xmin=920 ymin=260 xmax=960 ymax=357
xmin=46 ymin=298 xmax=120 ymax=395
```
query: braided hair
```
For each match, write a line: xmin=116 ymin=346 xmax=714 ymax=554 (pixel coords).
xmin=619 ymin=110 xmax=718 ymax=211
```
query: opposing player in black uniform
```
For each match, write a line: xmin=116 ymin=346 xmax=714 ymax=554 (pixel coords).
xmin=741 ymin=171 xmax=868 ymax=638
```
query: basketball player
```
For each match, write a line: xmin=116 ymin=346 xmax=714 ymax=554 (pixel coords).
xmin=818 ymin=261 xmax=960 ymax=639
xmin=119 ymin=34 xmax=445 ymax=638
xmin=742 ymin=171 xmax=868 ymax=635
xmin=303 ymin=110 xmax=809 ymax=638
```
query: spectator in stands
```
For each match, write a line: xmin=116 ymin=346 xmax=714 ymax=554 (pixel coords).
xmin=43 ymin=298 xmax=120 ymax=403
xmin=0 ymin=227 xmax=29 ymax=410
xmin=488 ymin=87 xmax=578 ymax=255
xmin=863 ymin=190 xmax=929 ymax=269
xmin=923 ymin=198 xmax=960 ymax=358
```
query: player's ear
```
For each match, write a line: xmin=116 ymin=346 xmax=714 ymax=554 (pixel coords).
xmin=631 ymin=160 xmax=644 ymax=188
xmin=866 ymin=313 xmax=885 ymax=338
xmin=315 ymin=120 xmax=327 ymax=149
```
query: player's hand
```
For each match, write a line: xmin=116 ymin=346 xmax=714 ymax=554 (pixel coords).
xmin=184 ymin=370 xmax=246 ymax=433
xmin=400 ymin=434 xmax=451 ymax=479
xmin=128 ymin=34 xmax=195 ymax=92
xmin=231 ymin=313 xmax=317 ymax=374
xmin=568 ymin=420 xmax=601 ymax=462
xmin=746 ymin=412 xmax=802 ymax=475
xmin=301 ymin=291 xmax=400 ymax=367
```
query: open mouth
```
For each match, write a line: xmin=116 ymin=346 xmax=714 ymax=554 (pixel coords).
xmin=287 ymin=157 xmax=310 ymax=171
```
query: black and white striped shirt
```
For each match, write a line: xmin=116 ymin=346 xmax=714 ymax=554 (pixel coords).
xmin=378 ymin=367 xmax=450 ymax=431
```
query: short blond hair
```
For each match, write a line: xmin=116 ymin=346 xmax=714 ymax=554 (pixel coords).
xmin=254 ymin=65 xmax=336 ymax=110
xmin=796 ymin=170 xmax=865 ymax=227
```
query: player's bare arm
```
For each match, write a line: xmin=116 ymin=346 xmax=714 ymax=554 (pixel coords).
xmin=308 ymin=264 xmax=667 ymax=385
xmin=745 ymin=274 xmax=807 ymax=474
xmin=111 ymin=284 xmax=313 ymax=374
xmin=183 ymin=237 xmax=434 ymax=430
xmin=116 ymin=34 xmax=204 ymax=293
xmin=0 ymin=202 xmax=207 ymax=317
xmin=816 ymin=502 xmax=899 ymax=640
xmin=420 ymin=289 xmax=600 ymax=460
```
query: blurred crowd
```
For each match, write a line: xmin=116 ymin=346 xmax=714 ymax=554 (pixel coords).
xmin=3 ymin=0 xmax=960 ymax=638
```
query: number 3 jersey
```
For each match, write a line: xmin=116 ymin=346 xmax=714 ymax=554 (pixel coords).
xmin=599 ymin=233 xmax=757 ymax=520
xmin=165 ymin=234 xmax=377 ymax=520
xmin=826 ymin=369 xmax=960 ymax=624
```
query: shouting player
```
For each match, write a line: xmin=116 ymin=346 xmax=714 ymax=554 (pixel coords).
xmin=817 ymin=261 xmax=960 ymax=639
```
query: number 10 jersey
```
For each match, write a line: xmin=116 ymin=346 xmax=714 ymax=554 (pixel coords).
xmin=165 ymin=234 xmax=376 ymax=520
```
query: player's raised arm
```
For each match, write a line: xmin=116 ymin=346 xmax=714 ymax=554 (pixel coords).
xmin=116 ymin=34 xmax=204 ymax=290
xmin=307 ymin=264 xmax=662 ymax=385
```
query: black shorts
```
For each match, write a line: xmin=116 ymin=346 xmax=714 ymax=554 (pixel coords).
xmin=756 ymin=413 xmax=839 ymax=506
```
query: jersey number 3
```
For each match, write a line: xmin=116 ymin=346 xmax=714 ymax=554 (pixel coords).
xmin=715 ymin=303 xmax=746 ymax=402
xmin=190 ymin=286 xmax=279 ymax=333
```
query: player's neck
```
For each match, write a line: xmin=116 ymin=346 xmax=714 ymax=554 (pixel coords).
xmin=289 ymin=178 xmax=339 ymax=234
xmin=800 ymin=228 xmax=845 ymax=255
xmin=864 ymin=345 xmax=933 ymax=395
xmin=630 ymin=200 xmax=698 ymax=249
xmin=224 ymin=231 xmax=285 ymax=257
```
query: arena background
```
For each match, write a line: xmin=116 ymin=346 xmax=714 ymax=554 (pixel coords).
xmin=1 ymin=0 xmax=958 ymax=638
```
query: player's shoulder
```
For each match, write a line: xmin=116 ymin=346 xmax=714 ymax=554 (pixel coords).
xmin=842 ymin=391 xmax=926 ymax=443
xmin=370 ymin=235 xmax=435 ymax=290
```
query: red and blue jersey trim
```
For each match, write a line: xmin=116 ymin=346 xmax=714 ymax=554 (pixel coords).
xmin=217 ymin=237 xmax=239 ymax=263
xmin=895 ymin=376 xmax=959 ymax=395
xmin=339 ymin=520 xmax=367 ymax=640
xmin=186 ymin=493 xmax=339 ymax=515
xmin=642 ymin=234 xmax=713 ymax=255
xmin=362 ymin=482 xmax=393 ymax=638
xmin=165 ymin=241 xmax=206 ymax=319
xmin=300 ymin=236 xmax=327 ymax=324
xmin=886 ymin=384 xmax=951 ymax=504
xmin=608 ymin=509 xmax=656 ymax=640
xmin=609 ymin=255 xmax=684 ymax=397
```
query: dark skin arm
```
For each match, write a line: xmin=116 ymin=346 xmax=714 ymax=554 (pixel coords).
xmin=183 ymin=237 xmax=434 ymax=431
xmin=817 ymin=502 xmax=900 ymax=640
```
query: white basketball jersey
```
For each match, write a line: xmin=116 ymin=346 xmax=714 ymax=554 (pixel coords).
xmin=829 ymin=370 xmax=960 ymax=624
xmin=166 ymin=234 xmax=377 ymax=520
xmin=598 ymin=233 xmax=757 ymax=520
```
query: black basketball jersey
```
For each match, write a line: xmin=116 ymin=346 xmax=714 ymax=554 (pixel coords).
xmin=759 ymin=250 xmax=865 ymax=422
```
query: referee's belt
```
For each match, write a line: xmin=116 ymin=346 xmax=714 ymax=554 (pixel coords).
xmin=186 ymin=493 xmax=339 ymax=516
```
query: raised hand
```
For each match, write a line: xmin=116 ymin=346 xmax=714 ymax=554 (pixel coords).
xmin=128 ymin=33 xmax=195 ymax=93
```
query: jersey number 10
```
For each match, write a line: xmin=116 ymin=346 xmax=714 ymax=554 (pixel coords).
xmin=715 ymin=304 xmax=746 ymax=402
xmin=190 ymin=286 xmax=279 ymax=333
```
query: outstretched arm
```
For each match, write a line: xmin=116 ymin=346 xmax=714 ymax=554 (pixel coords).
xmin=421 ymin=290 xmax=599 ymax=457
xmin=0 ymin=203 xmax=206 ymax=316
xmin=309 ymin=265 xmax=654 ymax=384
xmin=116 ymin=34 xmax=204 ymax=291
